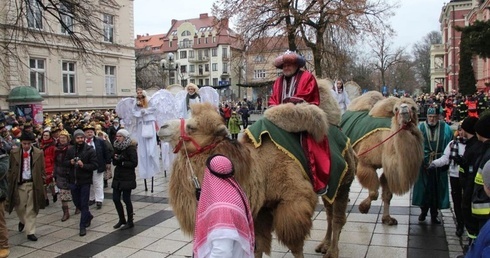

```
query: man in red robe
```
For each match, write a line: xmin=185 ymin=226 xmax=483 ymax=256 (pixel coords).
xmin=268 ymin=50 xmax=330 ymax=195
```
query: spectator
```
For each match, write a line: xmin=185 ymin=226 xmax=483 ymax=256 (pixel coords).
xmin=112 ymin=129 xmax=138 ymax=230
xmin=64 ymin=129 xmax=98 ymax=236
xmin=7 ymin=132 xmax=46 ymax=241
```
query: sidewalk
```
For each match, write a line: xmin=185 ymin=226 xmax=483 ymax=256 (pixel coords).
xmin=4 ymin=164 xmax=463 ymax=257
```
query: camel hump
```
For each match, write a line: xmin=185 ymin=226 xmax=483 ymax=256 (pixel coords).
xmin=264 ymin=103 xmax=328 ymax=142
xmin=347 ymin=91 xmax=384 ymax=112
xmin=368 ymin=97 xmax=400 ymax=118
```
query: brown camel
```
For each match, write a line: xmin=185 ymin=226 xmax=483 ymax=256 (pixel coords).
xmin=158 ymin=98 xmax=356 ymax=258
xmin=341 ymin=91 xmax=424 ymax=225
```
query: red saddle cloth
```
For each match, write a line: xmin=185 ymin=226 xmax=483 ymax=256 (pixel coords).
xmin=302 ymin=133 xmax=331 ymax=193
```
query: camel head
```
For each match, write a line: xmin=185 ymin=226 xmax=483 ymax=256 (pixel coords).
xmin=158 ymin=102 xmax=228 ymax=154
xmin=394 ymin=97 xmax=419 ymax=129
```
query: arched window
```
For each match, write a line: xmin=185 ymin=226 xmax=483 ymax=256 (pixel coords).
xmin=181 ymin=30 xmax=191 ymax=36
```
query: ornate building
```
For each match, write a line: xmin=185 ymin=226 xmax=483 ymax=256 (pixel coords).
xmin=0 ymin=0 xmax=136 ymax=112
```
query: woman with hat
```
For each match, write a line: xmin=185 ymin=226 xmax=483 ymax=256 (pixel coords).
xmin=111 ymin=129 xmax=137 ymax=230
xmin=54 ymin=130 xmax=73 ymax=221
xmin=182 ymin=83 xmax=201 ymax=119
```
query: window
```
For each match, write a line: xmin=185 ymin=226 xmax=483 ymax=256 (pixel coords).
xmin=103 ymin=13 xmax=114 ymax=43
xmin=223 ymin=63 xmax=228 ymax=73
xmin=105 ymin=65 xmax=116 ymax=95
xmin=222 ymin=47 xmax=228 ymax=58
xmin=212 ymin=48 xmax=217 ymax=57
xmin=180 ymin=39 xmax=192 ymax=48
xmin=189 ymin=65 xmax=195 ymax=73
xmin=205 ymin=78 xmax=210 ymax=85
xmin=62 ymin=61 xmax=76 ymax=94
xmin=181 ymin=30 xmax=191 ymax=36
xmin=189 ymin=50 xmax=195 ymax=58
xmin=60 ymin=3 xmax=73 ymax=34
xmin=213 ymin=78 xmax=218 ymax=86
xmin=26 ymin=0 xmax=43 ymax=29
xmin=213 ymin=36 xmax=216 ymax=43
xmin=212 ymin=63 xmax=218 ymax=71
xmin=190 ymin=79 xmax=195 ymax=84
xmin=181 ymin=79 xmax=188 ymax=86
xmin=203 ymin=49 xmax=209 ymax=57
xmin=199 ymin=79 xmax=204 ymax=86
xmin=169 ymin=41 xmax=172 ymax=47
xmin=205 ymin=38 xmax=208 ymax=44
xmin=29 ymin=58 xmax=45 ymax=93
xmin=180 ymin=65 xmax=187 ymax=73
xmin=254 ymin=55 xmax=265 ymax=63
xmin=254 ymin=69 xmax=266 ymax=79
xmin=180 ymin=50 xmax=187 ymax=59
xmin=204 ymin=64 xmax=209 ymax=72
xmin=198 ymin=38 xmax=201 ymax=44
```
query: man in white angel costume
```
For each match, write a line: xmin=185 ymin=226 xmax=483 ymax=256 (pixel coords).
xmin=331 ymin=79 xmax=351 ymax=115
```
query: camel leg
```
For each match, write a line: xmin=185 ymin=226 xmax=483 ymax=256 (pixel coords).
xmin=380 ymin=174 xmax=397 ymax=225
xmin=323 ymin=183 xmax=350 ymax=258
xmin=356 ymin=164 xmax=379 ymax=214
xmin=315 ymin=200 xmax=333 ymax=254
xmin=254 ymin=208 xmax=273 ymax=258
xmin=273 ymin=195 xmax=316 ymax=258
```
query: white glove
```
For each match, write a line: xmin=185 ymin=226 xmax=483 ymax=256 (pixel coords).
xmin=428 ymin=163 xmax=436 ymax=169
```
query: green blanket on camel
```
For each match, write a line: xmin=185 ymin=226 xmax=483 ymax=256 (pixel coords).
xmin=245 ymin=117 xmax=350 ymax=203
xmin=340 ymin=110 xmax=392 ymax=148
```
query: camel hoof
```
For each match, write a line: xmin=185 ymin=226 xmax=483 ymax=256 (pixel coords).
xmin=323 ymin=250 xmax=339 ymax=258
xmin=315 ymin=242 xmax=328 ymax=254
xmin=382 ymin=215 xmax=398 ymax=225
xmin=359 ymin=200 xmax=371 ymax=214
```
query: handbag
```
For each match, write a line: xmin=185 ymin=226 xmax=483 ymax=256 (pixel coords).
xmin=141 ymin=122 xmax=154 ymax=138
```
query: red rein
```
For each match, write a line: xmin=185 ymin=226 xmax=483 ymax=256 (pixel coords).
xmin=173 ymin=118 xmax=219 ymax=158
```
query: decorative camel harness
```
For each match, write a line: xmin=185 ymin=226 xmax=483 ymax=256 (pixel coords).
xmin=172 ymin=118 xmax=223 ymax=200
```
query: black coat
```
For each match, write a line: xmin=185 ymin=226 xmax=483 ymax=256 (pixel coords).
xmin=91 ymin=137 xmax=111 ymax=173
xmin=63 ymin=143 xmax=98 ymax=185
xmin=112 ymin=143 xmax=137 ymax=190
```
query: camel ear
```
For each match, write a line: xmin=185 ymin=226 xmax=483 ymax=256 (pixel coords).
xmin=214 ymin=124 xmax=228 ymax=137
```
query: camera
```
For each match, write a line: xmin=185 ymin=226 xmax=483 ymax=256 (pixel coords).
xmin=73 ymin=157 xmax=80 ymax=167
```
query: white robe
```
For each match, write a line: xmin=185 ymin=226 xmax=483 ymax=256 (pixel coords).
xmin=132 ymin=105 xmax=160 ymax=179
xmin=331 ymin=88 xmax=351 ymax=115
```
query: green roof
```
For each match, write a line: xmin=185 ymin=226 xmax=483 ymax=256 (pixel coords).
xmin=7 ymin=86 xmax=44 ymax=102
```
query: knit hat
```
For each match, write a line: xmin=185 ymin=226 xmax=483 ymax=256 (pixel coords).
xmin=461 ymin=117 xmax=479 ymax=135
xmin=427 ymin=107 xmax=437 ymax=115
xmin=116 ymin=129 xmax=130 ymax=138
xmin=475 ymin=115 xmax=490 ymax=139
xmin=73 ymin=129 xmax=85 ymax=138
xmin=482 ymin=161 xmax=490 ymax=189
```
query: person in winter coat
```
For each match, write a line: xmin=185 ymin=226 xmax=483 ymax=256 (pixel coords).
xmin=54 ymin=130 xmax=73 ymax=222
xmin=111 ymin=129 xmax=138 ymax=230
xmin=39 ymin=130 xmax=57 ymax=206
xmin=64 ymin=129 xmax=98 ymax=237
xmin=228 ymin=112 xmax=241 ymax=140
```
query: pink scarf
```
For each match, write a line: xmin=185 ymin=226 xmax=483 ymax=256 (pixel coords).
xmin=193 ymin=155 xmax=254 ymax=257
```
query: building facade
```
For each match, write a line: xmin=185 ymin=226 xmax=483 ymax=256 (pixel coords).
xmin=0 ymin=0 xmax=136 ymax=112
xmin=432 ymin=0 xmax=472 ymax=93
xmin=135 ymin=13 xmax=243 ymax=101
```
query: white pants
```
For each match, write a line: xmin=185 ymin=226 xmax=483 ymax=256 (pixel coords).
xmin=89 ymin=171 xmax=104 ymax=202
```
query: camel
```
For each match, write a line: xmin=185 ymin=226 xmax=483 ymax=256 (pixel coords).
xmin=340 ymin=91 xmax=424 ymax=225
xmin=158 ymin=87 xmax=356 ymax=258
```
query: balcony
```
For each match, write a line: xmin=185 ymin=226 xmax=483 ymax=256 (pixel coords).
xmin=221 ymin=72 xmax=229 ymax=78
xmin=222 ymin=56 xmax=230 ymax=61
xmin=178 ymin=42 xmax=193 ymax=49
xmin=188 ymin=56 xmax=209 ymax=63
xmin=190 ymin=71 xmax=210 ymax=77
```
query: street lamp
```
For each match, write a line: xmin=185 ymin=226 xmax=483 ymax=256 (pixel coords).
xmin=160 ymin=53 xmax=180 ymax=87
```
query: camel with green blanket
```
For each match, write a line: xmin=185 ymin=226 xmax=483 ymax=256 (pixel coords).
xmin=340 ymin=91 xmax=424 ymax=225
xmin=158 ymin=82 xmax=356 ymax=258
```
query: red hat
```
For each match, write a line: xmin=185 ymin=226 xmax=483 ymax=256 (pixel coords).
xmin=273 ymin=50 xmax=306 ymax=69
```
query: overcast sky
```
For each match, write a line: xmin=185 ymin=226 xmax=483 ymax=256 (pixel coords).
xmin=134 ymin=0 xmax=446 ymax=50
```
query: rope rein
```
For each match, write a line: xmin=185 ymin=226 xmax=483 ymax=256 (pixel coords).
xmin=357 ymin=123 xmax=408 ymax=157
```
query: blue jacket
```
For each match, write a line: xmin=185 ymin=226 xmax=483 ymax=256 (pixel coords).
xmin=466 ymin=218 xmax=490 ymax=257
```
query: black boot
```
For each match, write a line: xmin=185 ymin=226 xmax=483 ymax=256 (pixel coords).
xmin=104 ymin=180 xmax=108 ymax=189
xmin=114 ymin=203 xmax=126 ymax=229
xmin=120 ymin=213 xmax=134 ymax=230
xmin=456 ymin=223 xmax=464 ymax=237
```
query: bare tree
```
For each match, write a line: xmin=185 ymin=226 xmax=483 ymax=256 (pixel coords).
xmin=369 ymin=31 xmax=405 ymax=91
xmin=0 ymin=0 xmax=119 ymax=88
xmin=212 ymin=0 xmax=396 ymax=77
xmin=135 ymin=50 xmax=166 ymax=89
xmin=412 ymin=31 xmax=442 ymax=92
